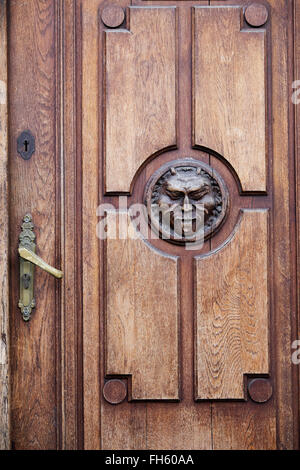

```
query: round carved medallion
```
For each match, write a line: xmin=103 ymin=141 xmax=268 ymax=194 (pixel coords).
xmin=244 ymin=3 xmax=269 ymax=28
xmin=103 ymin=379 xmax=127 ymax=405
xmin=144 ymin=159 xmax=229 ymax=245
xmin=101 ymin=5 xmax=125 ymax=29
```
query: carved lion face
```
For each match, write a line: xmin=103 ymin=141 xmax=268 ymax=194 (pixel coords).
xmin=145 ymin=160 xmax=228 ymax=244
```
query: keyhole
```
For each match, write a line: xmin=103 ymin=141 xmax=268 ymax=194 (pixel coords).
xmin=17 ymin=130 xmax=35 ymax=160
xmin=22 ymin=273 xmax=31 ymax=290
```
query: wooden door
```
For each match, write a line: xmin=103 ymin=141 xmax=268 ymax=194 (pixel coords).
xmin=5 ymin=0 xmax=300 ymax=450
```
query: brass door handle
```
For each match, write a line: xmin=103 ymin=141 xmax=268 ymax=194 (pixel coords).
xmin=18 ymin=247 xmax=63 ymax=279
xmin=18 ymin=214 xmax=63 ymax=321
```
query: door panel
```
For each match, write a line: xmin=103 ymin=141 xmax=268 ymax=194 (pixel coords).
xmin=8 ymin=0 xmax=299 ymax=450
xmin=193 ymin=6 xmax=267 ymax=192
xmin=84 ymin=0 xmax=297 ymax=450
xmin=105 ymin=6 xmax=177 ymax=193
xmin=105 ymin=212 xmax=180 ymax=400
xmin=195 ymin=209 xmax=269 ymax=400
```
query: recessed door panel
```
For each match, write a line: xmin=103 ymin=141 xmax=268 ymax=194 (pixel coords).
xmin=104 ymin=6 xmax=177 ymax=193
xmin=193 ymin=6 xmax=267 ymax=192
xmin=105 ymin=212 xmax=180 ymax=400
xmin=195 ymin=210 xmax=269 ymax=400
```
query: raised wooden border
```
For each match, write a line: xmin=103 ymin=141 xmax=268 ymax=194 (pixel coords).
xmin=2 ymin=0 xmax=299 ymax=450
xmin=56 ymin=0 xmax=84 ymax=449
xmin=294 ymin=0 xmax=300 ymax=445
xmin=0 ymin=0 xmax=9 ymax=451
xmin=81 ymin=0 xmax=101 ymax=450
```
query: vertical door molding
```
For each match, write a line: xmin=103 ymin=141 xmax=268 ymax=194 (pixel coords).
xmin=295 ymin=0 xmax=300 ymax=440
xmin=0 ymin=0 xmax=9 ymax=451
xmin=56 ymin=0 xmax=84 ymax=449
xmin=81 ymin=0 xmax=102 ymax=450
xmin=271 ymin=0 xmax=296 ymax=449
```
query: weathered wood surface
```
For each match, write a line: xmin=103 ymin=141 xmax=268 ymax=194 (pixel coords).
xmin=81 ymin=0 xmax=101 ymax=449
xmin=212 ymin=403 xmax=276 ymax=450
xmin=0 ymin=0 xmax=9 ymax=451
xmin=195 ymin=210 xmax=269 ymax=400
xmin=7 ymin=0 xmax=298 ymax=450
xmin=104 ymin=6 xmax=177 ymax=193
xmin=9 ymin=0 xmax=58 ymax=449
xmin=295 ymin=0 xmax=300 ymax=445
xmin=209 ymin=0 xmax=296 ymax=450
xmin=100 ymin=1 xmax=213 ymax=450
xmin=59 ymin=0 xmax=83 ymax=449
xmin=193 ymin=6 xmax=267 ymax=192
xmin=105 ymin=212 xmax=180 ymax=400
xmin=269 ymin=0 xmax=296 ymax=449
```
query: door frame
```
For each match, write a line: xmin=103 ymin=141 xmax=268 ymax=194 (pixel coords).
xmin=0 ymin=0 xmax=300 ymax=450
xmin=295 ymin=0 xmax=300 ymax=451
xmin=0 ymin=0 xmax=9 ymax=451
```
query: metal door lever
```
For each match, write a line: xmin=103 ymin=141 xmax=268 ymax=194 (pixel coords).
xmin=18 ymin=247 xmax=63 ymax=279
xmin=18 ymin=214 xmax=63 ymax=322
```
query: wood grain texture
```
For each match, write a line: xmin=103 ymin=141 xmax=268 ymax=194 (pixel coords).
xmin=99 ymin=0 xmax=149 ymax=451
xmin=6 ymin=0 xmax=293 ymax=450
xmin=101 ymin=2 xmax=213 ymax=450
xmin=0 ymin=0 xmax=9 ymax=450
xmin=9 ymin=0 xmax=58 ymax=449
xmin=145 ymin=401 xmax=211 ymax=450
xmin=195 ymin=210 xmax=269 ymax=399
xmin=244 ymin=3 xmax=269 ymax=28
xmin=101 ymin=5 xmax=125 ymax=28
xmin=270 ymin=0 xmax=296 ymax=449
xmin=103 ymin=379 xmax=127 ymax=404
xmin=295 ymin=0 xmax=300 ymax=444
xmin=104 ymin=6 xmax=177 ymax=193
xmin=81 ymin=0 xmax=101 ymax=449
xmin=193 ymin=6 xmax=267 ymax=192
xmin=212 ymin=403 xmax=276 ymax=450
xmin=248 ymin=378 xmax=273 ymax=403
xmin=208 ymin=0 xmax=296 ymax=450
xmin=58 ymin=0 xmax=83 ymax=449
xmin=105 ymin=212 xmax=180 ymax=400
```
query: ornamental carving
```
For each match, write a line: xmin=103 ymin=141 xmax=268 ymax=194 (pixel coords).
xmin=144 ymin=159 xmax=229 ymax=244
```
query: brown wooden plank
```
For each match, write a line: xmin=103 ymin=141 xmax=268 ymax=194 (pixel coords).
xmin=212 ymin=403 xmax=276 ymax=450
xmin=9 ymin=0 xmax=58 ymax=450
xmin=81 ymin=0 xmax=101 ymax=450
xmin=57 ymin=0 xmax=83 ymax=449
xmin=295 ymin=0 xmax=300 ymax=446
xmin=143 ymin=2 xmax=212 ymax=450
xmin=0 ymin=0 xmax=9 ymax=451
xmin=195 ymin=210 xmax=269 ymax=400
xmin=101 ymin=401 xmax=147 ymax=450
xmin=193 ymin=6 xmax=267 ymax=192
xmin=209 ymin=0 xmax=296 ymax=450
xmin=97 ymin=0 xmax=146 ymax=449
xmin=145 ymin=401 xmax=211 ymax=450
xmin=105 ymin=212 xmax=180 ymax=400
xmin=80 ymin=0 xmax=297 ymax=450
xmin=104 ymin=6 xmax=177 ymax=193
xmin=271 ymin=0 xmax=296 ymax=449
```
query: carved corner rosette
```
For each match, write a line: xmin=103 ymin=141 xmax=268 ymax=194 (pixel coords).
xmin=144 ymin=158 xmax=229 ymax=245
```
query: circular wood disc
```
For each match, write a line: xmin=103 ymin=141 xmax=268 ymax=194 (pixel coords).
xmin=245 ymin=3 xmax=269 ymax=28
xmin=248 ymin=378 xmax=273 ymax=403
xmin=101 ymin=5 xmax=125 ymax=29
xmin=103 ymin=379 xmax=127 ymax=404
